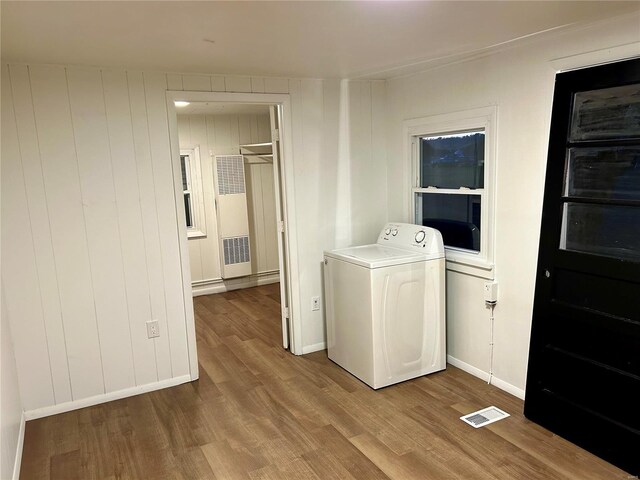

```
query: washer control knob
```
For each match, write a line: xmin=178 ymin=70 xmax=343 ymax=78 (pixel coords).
xmin=384 ymin=228 xmax=392 ymax=235
xmin=391 ymin=229 xmax=398 ymax=236
xmin=415 ymin=230 xmax=426 ymax=243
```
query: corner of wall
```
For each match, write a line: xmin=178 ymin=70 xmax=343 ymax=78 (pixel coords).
xmin=1 ymin=284 xmax=26 ymax=480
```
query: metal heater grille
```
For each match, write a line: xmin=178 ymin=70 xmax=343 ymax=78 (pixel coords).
xmin=223 ymin=236 xmax=251 ymax=265
xmin=460 ymin=406 xmax=510 ymax=428
xmin=216 ymin=155 xmax=245 ymax=195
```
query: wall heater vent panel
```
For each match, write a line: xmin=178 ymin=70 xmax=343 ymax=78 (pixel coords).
xmin=223 ymin=236 xmax=251 ymax=265
xmin=216 ymin=155 xmax=246 ymax=195
xmin=214 ymin=155 xmax=251 ymax=279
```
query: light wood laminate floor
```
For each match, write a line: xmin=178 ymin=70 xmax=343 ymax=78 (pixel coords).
xmin=20 ymin=284 xmax=628 ymax=479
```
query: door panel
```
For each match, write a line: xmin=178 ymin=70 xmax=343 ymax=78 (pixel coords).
xmin=269 ymin=105 xmax=291 ymax=350
xmin=525 ymin=58 xmax=640 ymax=476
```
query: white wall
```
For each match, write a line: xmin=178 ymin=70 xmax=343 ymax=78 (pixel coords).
xmin=296 ymin=79 xmax=388 ymax=351
xmin=177 ymin=112 xmax=279 ymax=286
xmin=1 ymin=64 xmax=192 ymax=414
xmin=1 ymin=63 xmax=386 ymax=411
xmin=385 ymin=13 xmax=640 ymax=395
xmin=1 ymin=286 xmax=24 ymax=480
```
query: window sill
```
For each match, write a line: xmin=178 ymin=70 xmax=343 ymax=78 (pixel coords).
xmin=187 ymin=230 xmax=207 ymax=239
xmin=445 ymin=252 xmax=494 ymax=280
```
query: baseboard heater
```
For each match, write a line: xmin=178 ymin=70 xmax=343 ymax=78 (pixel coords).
xmin=214 ymin=154 xmax=251 ymax=279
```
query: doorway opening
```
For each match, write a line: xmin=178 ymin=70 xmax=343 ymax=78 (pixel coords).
xmin=166 ymin=91 xmax=300 ymax=381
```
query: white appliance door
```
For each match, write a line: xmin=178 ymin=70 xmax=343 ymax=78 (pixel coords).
xmin=376 ymin=260 xmax=445 ymax=382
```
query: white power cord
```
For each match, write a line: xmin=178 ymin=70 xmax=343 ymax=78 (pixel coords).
xmin=486 ymin=302 xmax=496 ymax=385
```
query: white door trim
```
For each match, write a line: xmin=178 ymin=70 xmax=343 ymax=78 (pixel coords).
xmin=165 ymin=91 xmax=302 ymax=380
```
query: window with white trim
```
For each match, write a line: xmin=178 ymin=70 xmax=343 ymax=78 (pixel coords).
xmin=407 ymin=107 xmax=496 ymax=272
xmin=180 ymin=146 xmax=207 ymax=238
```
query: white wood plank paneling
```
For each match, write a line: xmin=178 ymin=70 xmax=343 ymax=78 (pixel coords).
xmin=202 ymin=115 xmax=222 ymax=277
xmin=261 ymin=165 xmax=278 ymax=271
xmin=246 ymin=163 xmax=265 ymax=272
xmin=66 ymin=67 xmax=135 ymax=393
xmin=370 ymin=80 xmax=388 ymax=238
xmin=264 ymin=77 xmax=289 ymax=94
xmin=238 ymin=115 xmax=252 ymax=144
xmin=127 ymin=70 xmax=166 ymax=382
xmin=101 ymin=69 xmax=158 ymax=386
xmin=143 ymin=72 xmax=190 ymax=378
xmin=182 ymin=75 xmax=211 ymax=92
xmin=251 ymin=77 xmax=265 ymax=93
xmin=350 ymin=81 xmax=374 ymax=245
xmin=294 ymin=79 xmax=326 ymax=349
xmin=1 ymin=66 xmax=55 ymax=410
xmin=28 ymin=65 xmax=105 ymax=400
xmin=225 ymin=76 xmax=252 ymax=93
xmin=210 ymin=75 xmax=226 ymax=92
xmin=8 ymin=64 xmax=72 ymax=404
xmin=166 ymin=73 xmax=183 ymax=91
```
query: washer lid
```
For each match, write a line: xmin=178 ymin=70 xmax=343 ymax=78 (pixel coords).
xmin=325 ymin=244 xmax=437 ymax=269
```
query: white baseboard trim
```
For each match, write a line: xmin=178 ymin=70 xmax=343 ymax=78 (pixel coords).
xmin=12 ymin=412 xmax=26 ymax=480
xmin=192 ymin=271 xmax=280 ymax=297
xmin=301 ymin=341 xmax=326 ymax=355
xmin=24 ymin=374 xmax=192 ymax=420
xmin=447 ymin=355 xmax=525 ymax=400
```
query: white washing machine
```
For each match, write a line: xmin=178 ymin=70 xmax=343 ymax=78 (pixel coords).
xmin=323 ymin=223 xmax=446 ymax=389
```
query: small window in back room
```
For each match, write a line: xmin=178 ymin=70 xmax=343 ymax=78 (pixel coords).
xmin=417 ymin=131 xmax=484 ymax=252
xmin=179 ymin=147 xmax=206 ymax=238
xmin=181 ymin=154 xmax=193 ymax=228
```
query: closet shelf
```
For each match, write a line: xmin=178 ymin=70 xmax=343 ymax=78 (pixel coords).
xmin=240 ymin=140 xmax=273 ymax=163
xmin=239 ymin=142 xmax=272 ymax=148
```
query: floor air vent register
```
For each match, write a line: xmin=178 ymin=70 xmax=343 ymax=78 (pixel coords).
xmin=460 ymin=406 xmax=510 ymax=428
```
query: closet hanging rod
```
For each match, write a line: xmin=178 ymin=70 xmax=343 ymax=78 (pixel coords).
xmin=245 ymin=157 xmax=273 ymax=164
xmin=239 ymin=142 xmax=273 ymax=148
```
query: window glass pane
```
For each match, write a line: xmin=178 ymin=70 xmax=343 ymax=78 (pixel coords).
xmin=561 ymin=203 xmax=640 ymax=261
xmin=570 ymin=83 xmax=640 ymax=141
xmin=566 ymin=147 xmax=640 ymax=200
xmin=184 ymin=193 xmax=193 ymax=228
xmin=416 ymin=192 xmax=481 ymax=252
xmin=420 ymin=131 xmax=484 ymax=189
xmin=180 ymin=155 xmax=190 ymax=191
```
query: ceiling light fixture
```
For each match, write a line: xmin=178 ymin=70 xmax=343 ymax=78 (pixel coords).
xmin=174 ymin=101 xmax=190 ymax=107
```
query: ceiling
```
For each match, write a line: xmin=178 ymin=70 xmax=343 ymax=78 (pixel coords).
xmin=176 ymin=102 xmax=270 ymax=116
xmin=2 ymin=1 xmax=638 ymax=79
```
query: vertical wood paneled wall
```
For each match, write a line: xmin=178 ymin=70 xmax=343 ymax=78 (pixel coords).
xmin=1 ymin=65 xmax=191 ymax=411
xmin=1 ymin=64 xmax=387 ymax=412
xmin=177 ymin=113 xmax=279 ymax=284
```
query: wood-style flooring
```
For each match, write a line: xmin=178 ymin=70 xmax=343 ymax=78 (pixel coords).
xmin=20 ymin=284 xmax=628 ymax=479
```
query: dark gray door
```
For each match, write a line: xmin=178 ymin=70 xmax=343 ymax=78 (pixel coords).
xmin=525 ymin=58 xmax=640 ymax=475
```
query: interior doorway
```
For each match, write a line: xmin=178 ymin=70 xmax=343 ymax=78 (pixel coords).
xmin=165 ymin=91 xmax=300 ymax=381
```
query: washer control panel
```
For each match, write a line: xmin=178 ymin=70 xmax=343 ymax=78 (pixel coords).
xmin=377 ymin=223 xmax=444 ymax=256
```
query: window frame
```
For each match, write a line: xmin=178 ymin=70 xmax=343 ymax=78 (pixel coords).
xmin=180 ymin=146 xmax=207 ymax=239
xmin=405 ymin=106 xmax=497 ymax=277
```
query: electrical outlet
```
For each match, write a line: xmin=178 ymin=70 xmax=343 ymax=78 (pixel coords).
xmin=146 ymin=320 xmax=160 ymax=338
xmin=311 ymin=296 xmax=320 ymax=311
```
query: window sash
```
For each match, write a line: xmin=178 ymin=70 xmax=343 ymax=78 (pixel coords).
xmin=413 ymin=189 xmax=485 ymax=254
xmin=406 ymin=106 xmax=496 ymax=275
xmin=180 ymin=147 xmax=206 ymax=238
